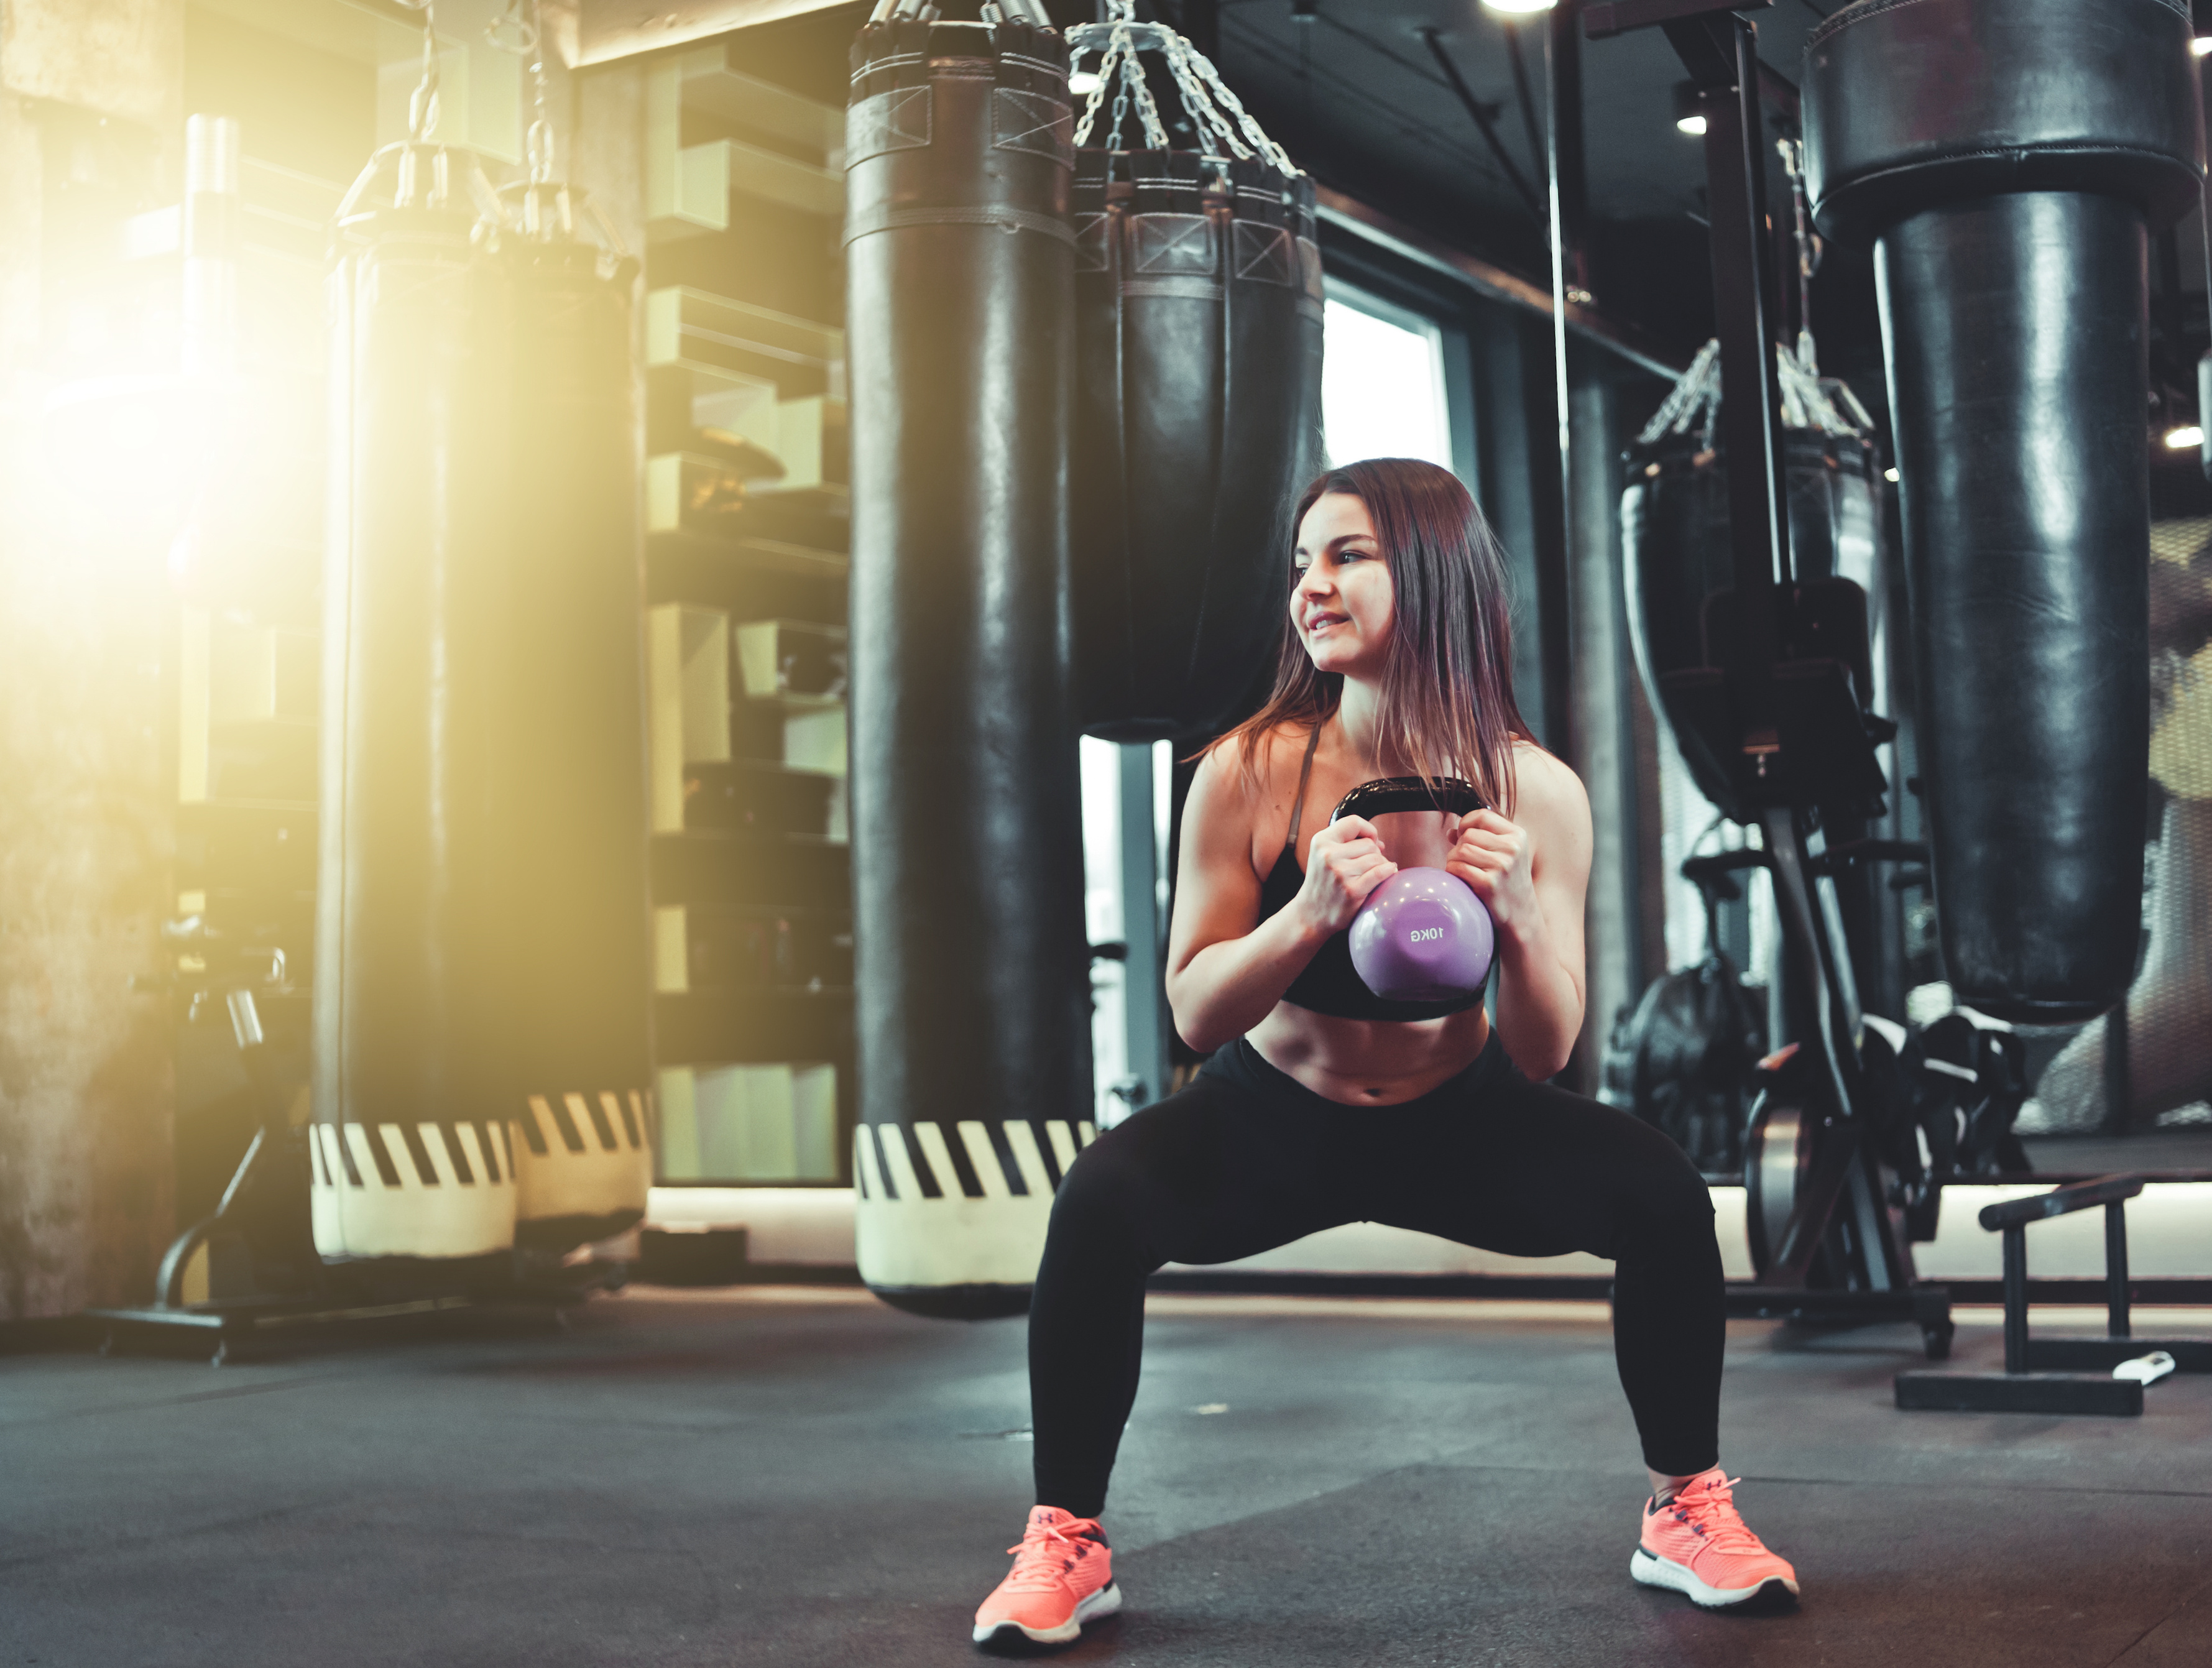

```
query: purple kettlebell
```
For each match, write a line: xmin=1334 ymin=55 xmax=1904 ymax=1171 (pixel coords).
xmin=1330 ymin=775 xmax=1495 ymax=1004
xmin=1348 ymin=867 xmax=1495 ymax=1003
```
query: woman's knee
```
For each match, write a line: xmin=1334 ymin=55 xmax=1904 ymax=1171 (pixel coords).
xmin=1605 ymin=1117 xmax=1717 ymax=1242
xmin=1047 ymin=1129 xmax=1176 ymax=1250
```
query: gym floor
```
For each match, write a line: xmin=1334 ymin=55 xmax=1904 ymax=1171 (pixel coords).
xmin=6 ymin=1286 xmax=2210 ymax=1667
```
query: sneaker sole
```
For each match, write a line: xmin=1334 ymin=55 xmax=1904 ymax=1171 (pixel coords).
xmin=1631 ymin=1548 xmax=1799 ymax=1611
xmin=972 ymin=1583 xmax=1123 ymax=1651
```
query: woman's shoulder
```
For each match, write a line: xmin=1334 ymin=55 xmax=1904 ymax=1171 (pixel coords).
xmin=1190 ymin=720 xmax=1314 ymax=849
xmin=1196 ymin=719 xmax=1313 ymax=788
xmin=1506 ymin=737 xmax=1590 ymax=825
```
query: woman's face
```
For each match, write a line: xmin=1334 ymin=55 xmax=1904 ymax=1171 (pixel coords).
xmin=1293 ymin=491 xmax=1394 ymax=680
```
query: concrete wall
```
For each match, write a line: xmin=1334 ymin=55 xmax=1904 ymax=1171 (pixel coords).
xmin=0 ymin=0 xmax=185 ymax=1319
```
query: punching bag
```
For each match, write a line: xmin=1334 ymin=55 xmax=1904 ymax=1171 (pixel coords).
xmin=1065 ymin=15 xmax=1325 ymax=742
xmin=844 ymin=9 xmax=1092 ymax=1318
xmin=494 ymin=178 xmax=656 ymax=1251
xmin=1804 ymin=0 xmax=2206 ymax=1023
xmin=1623 ymin=425 xmax=1888 ymax=815
xmin=314 ymin=142 xmax=518 ymax=1266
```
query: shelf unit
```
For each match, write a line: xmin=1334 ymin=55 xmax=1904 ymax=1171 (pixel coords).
xmin=643 ymin=51 xmax=855 ymax=1192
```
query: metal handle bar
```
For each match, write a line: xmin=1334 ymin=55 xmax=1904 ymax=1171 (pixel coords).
xmin=1979 ymin=1173 xmax=2145 ymax=1233
xmin=1330 ymin=777 xmax=1486 ymax=824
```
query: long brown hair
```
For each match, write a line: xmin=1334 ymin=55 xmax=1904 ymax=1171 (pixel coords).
xmin=1216 ymin=457 xmax=1529 ymax=814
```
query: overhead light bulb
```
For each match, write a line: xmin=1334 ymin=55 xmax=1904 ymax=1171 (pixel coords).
xmin=1481 ymin=0 xmax=1557 ymax=12
xmin=1069 ymin=69 xmax=1101 ymax=96
xmin=1677 ymin=114 xmax=1708 ymax=136
xmin=2165 ymin=424 xmax=2204 ymax=450
xmin=2194 ymin=35 xmax=2212 ymax=55
xmin=1884 ymin=467 xmax=1900 ymax=482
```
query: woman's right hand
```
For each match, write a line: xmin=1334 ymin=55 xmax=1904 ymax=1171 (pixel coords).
xmin=1295 ymin=815 xmax=1399 ymax=935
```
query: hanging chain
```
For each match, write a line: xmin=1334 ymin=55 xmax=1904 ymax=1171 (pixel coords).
xmin=1636 ymin=141 xmax=1869 ymax=446
xmin=1776 ymin=137 xmax=1821 ymax=376
xmin=1120 ymin=23 xmax=1171 ymax=150
xmin=1107 ymin=35 xmax=1133 ymax=150
xmin=400 ymin=1 xmax=441 ymax=141
xmin=487 ymin=0 xmax=556 ymax=182
xmin=1067 ymin=6 xmax=1299 ymax=177
xmin=1182 ymin=47 xmax=1294 ymax=175
xmin=1072 ymin=34 xmax=1121 ymax=149
xmin=1159 ymin=32 xmax=1251 ymax=162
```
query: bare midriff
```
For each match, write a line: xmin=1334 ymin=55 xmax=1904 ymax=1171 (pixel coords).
xmin=1234 ymin=730 xmax=1493 ymax=1105
xmin=1247 ymin=997 xmax=1491 ymax=1105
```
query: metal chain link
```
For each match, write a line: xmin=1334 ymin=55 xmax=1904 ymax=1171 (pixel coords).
xmin=1182 ymin=48 xmax=1295 ymax=177
xmin=1072 ymin=34 xmax=1120 ymax=148
xmin=1120 ymin=25 xmax=1170 ymax=150
xmin=399 ymin=0 xmax=441 ymax=141
xmin=1775 ymin=136 xmax=1820 ymax=379
xmin=1066 ymin=8 xmax=1299 ymax=176
xmin=1107 ymin=36 xmax=1133 ymax=151
xmin=1159 ymin=32 xmax=1251 ymax=162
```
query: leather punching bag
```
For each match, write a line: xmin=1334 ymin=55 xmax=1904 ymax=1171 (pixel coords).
xmin=314 ymin=143 xmax=518 ymax=1266
xmin=1069 ymin=147 xmax=1325 ymax=742
xmin=1623 ymin=427 xmax=1889 ymax=809
xmin=844 ymin=13 xmax=1094 ymax=1318
xmin=494 ymin=180 xmax=656 ymax=1251
xmin=1804 ymin=0 xmax=2206 ymax=1023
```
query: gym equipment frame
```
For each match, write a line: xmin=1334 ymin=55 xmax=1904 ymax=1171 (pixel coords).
xmin=1897 ymin=1175 xmax=2212 ymax=1416
xmin=1589 ymin=0 xmax=1952 ymax=1357
xmin=87 ymin=921 xmax=606 ymax=1366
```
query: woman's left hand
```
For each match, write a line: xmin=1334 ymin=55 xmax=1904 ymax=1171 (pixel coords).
xmin=1446 ymin=809 xmax=1543 ymax=943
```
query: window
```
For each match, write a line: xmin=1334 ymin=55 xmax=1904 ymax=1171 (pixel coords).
xmin=1321 ymin=280 xmax=1454 ymax=471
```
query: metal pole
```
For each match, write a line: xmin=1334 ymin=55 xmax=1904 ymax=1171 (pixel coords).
xmin=1544 ymin=17 xmax=1572 ymax=511
xmin=1694 ymin=14 xmax=1789 ymax=681
xmin=182 ymin=114 xmax=241 ymax=379
xmin=2002 ymin=1225 xmax=2029 ymax=1375
xmin=1118 ymin=741 xmax=1166 ymax=1109
xmin=2106 ymin=1200 xmax=2132 ymax=1340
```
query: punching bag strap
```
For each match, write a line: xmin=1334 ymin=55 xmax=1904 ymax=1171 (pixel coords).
xmin=990 ymin=17 xmax=1074 ymax=172
xmin=842 ymin=203 xmax=1074 ymax=247
xmin=850 ymin=16 xmax=934 ymax=101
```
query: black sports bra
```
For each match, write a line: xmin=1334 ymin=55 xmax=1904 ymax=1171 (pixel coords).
xmin=1254 ymin=726 xmax=1489 ymax=1022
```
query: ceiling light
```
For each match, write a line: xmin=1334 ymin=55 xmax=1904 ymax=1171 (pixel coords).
xmin=1671 ymin=81 xmax=1707 ymax=137
xmin=2194 ymin=35 xmax=2212 ymax=55
xmin=1884 ymin=467 xmax=1900 ymax=482
xmin=1069 ymin=69 xmax=1101 ymax=96
xmin=2165 ymin=424 xmax=2204 ymax=450
xmin=1481 ymin=0 xmax=1557 ymax=12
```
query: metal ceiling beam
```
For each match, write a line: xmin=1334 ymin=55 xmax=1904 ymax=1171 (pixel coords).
xmin=1418 ymin=28 xmax=1542 ymax=221
xmin=1311 ymin=182 xmax=1685 ymax=382
xmin=575 ymin=0 xmax=852 ymax=66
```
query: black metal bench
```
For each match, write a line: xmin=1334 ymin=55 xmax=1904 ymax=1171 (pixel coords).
xmin=1895 ymin=1175 xmax=2210 ymax=1415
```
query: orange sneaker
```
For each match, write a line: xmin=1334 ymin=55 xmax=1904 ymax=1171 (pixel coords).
xmin=971 ymin=1506 xmax=1122 ymax=1650
xmin=1630 ymin=1470 xmax=1800 ymax=1610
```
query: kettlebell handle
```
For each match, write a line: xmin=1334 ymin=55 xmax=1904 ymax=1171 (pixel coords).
xmin=1330 ymin=776 xmax=1486 ymax=825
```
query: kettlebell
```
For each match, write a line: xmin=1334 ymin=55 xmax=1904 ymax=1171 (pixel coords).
xmin=1332 ymin=777 xmax=1496 ymax=1003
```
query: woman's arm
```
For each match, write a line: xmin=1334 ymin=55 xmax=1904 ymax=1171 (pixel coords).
xmin=1164 ymin=739 xmax=1396 ymax=1053
xmin=1446 ymin=747 xmax=1591 ymax=1079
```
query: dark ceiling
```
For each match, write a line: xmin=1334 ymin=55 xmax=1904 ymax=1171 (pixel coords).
xmin=732 ymin=0 xmax=2210 ymax=439
xmin=1213 ymin=0 xmax=1834 ymax=229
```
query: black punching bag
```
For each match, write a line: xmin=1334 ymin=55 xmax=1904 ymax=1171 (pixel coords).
xmin=493 ymin=180 xmax=655 ymax=1251
xmin=1069 ymin=145 xmax=1325 ymax=742
xmin=1623 ymin=428 xmax=1889 ymax=818
xmin=1804 ymin=0 xmax=2205 ymax=1023
xmin=844 ymin=12 xmax=1092 ymax=1318
xmin=315 ymin=143 xmax=518 ymax=1266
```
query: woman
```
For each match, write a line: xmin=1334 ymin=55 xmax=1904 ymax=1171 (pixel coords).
xmin=972 ymin=459 xmax=1798 ymax=1651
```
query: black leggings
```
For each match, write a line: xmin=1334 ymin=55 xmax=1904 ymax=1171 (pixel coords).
xmin=1029 ymin=1035 xmax=1726 ymax=1518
